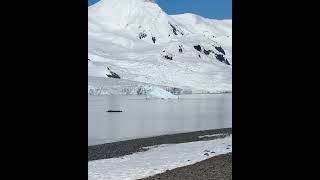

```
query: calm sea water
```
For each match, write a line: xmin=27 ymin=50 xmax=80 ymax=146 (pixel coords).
xmin=88 ymin=94 xmax=232 ymax=145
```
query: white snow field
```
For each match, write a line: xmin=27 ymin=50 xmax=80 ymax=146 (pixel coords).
xmin=88 ymin=135 xmax=232 ymax=180
xmin=88 ymin=0 xmax=232 ymax=94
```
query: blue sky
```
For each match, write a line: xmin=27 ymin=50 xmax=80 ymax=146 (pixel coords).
xmin=88 ymin=0 xmax=232 ymax=19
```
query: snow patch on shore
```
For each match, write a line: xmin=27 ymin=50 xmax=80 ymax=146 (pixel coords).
xmin=88 ymin=135 xmax=232 ymax=180
xmin=198 ymin=133 xmax=225 ymax=139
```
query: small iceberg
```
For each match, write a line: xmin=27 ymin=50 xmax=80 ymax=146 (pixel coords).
xmin=145 ymin=87 xmax=178 ymax=100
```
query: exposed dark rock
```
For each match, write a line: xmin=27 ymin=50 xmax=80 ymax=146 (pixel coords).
xmin=170 ymin=23 xmax=178 ymax=35
xmin=203 ymin=49 xmax=212 ymax=55
xmin=215 ymin=54 xmax=225 ymax=63
xmin=215 ymin=54 xmax=230 ymax=65
xmin=139 ymin=32 xmax=147 ymax=39
xmin=193 ymin=45 xmax=201 ymax=52
xmin=194 ymin=45 xmax=229 ymax=65
xmin=178 ymin=45 xmax=183 ymax=53
xmin=152 ymin=37 xmax=156 ymax=44
xmin=107 ymin=72 xmax=121 ymax=79
xmin=106 ymin=67 xmax=121 ymax=79
xmin=164 ymin=55 xmax=173 ymax=60
xmin=137 ymin=87 xmax=146 ymax=95
xmin=169 ymin=23 xmax=184 ymax=35
xmin=214 ymin=46 xmax=225 ymax=55
xmin=88 ymin=58 xmax=91 ymax=61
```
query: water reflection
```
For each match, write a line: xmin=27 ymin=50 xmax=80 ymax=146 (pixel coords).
xmin=88 ymin=94 xmax=232 ymax=145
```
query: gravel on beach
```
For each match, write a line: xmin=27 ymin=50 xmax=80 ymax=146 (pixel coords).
xmin=88 ymin=128 xmax=232 ymax=161
xmin=139 ymin=153 xmax=232 ymax=180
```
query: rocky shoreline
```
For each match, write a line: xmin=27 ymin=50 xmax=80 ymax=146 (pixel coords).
xmin=88 ymin=128 xmax=232 ymax=161
xmin=139 ymin=153 xmax=232 ymax=180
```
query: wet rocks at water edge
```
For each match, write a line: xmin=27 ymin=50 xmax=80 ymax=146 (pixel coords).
xmin=88 ymin=128 xmax=232 ymax=161
xmin=204 ymin=150 xmax=211 ymax=156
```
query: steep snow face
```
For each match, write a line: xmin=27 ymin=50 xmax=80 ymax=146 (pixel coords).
xmin=171 ymin=13 xmax=232 ymax=64
xmin=88 ymin=0 xmax=185 ymax=46
xmin=88 ymin=0 xmax=232 ymax=93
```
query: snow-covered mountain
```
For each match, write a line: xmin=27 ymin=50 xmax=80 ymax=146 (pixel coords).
xmin=88 ymin=0 xmax=232 ymax=94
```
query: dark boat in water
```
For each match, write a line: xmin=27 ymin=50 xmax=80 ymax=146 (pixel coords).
xmin=107 ymin=110 xmax=123 ymax=112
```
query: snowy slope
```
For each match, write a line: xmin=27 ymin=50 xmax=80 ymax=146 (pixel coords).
xmin=171 ymin=13 xmax=232 ymax=64
xmin=88 ymin=0 xmax=232 ymax=94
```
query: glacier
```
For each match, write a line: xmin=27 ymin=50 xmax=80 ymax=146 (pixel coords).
xmin=88 ymin=0 xmax=232 ymax=95
xmin=145 ymin=86 xmax=178 ymax=100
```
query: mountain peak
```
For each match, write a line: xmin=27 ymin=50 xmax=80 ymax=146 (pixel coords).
xmin=89 ymin=0 xmax=185 ymax=45
xmin=88 ymin=0 xmax=232 ymax=93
